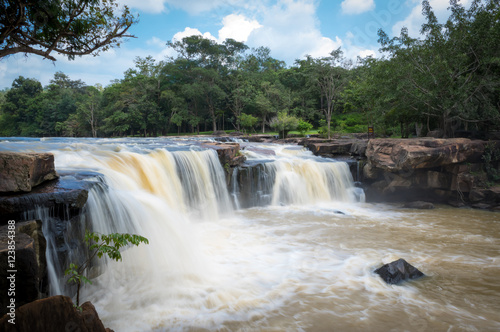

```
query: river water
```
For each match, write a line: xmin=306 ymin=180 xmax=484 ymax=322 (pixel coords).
xmin=1 ymin=137 xmax=499 ymax=331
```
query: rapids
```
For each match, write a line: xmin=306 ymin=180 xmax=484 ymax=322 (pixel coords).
xmin=1 ymin=137 xmax=499 ymax=331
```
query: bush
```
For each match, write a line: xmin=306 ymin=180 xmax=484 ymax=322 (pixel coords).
xmin=297 ymin=120 xmax=313 ymax=136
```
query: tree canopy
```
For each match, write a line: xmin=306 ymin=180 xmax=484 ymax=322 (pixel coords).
xmin=0 ymin=0 xmax=137 ymax=61
xmin=1 ymin=0 xmax=498 ymax=139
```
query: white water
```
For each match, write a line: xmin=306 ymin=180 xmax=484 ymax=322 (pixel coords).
xmin=2 ymin=137 xmax=499 ymax=331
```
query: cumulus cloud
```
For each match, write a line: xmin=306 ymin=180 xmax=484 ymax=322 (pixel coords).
xmin=172 ymin=27 xmax=217 ymax=41
xmin=218 ymin=14 xmax=262 ymax=42
xmin=246 ymin=0 xmax=343 ymax=64
xmin=341 ymin=0 xmax=375 ymax=15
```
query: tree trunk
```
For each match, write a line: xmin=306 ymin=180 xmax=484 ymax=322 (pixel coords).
xmin=327 ymin=116 xmax=331 ymax=139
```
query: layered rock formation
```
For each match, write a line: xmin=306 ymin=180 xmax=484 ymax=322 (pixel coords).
xmin=0 ymin=152 xmax=58 ymax=193
xmin=362 ymin=138 xmax=499 ymax=207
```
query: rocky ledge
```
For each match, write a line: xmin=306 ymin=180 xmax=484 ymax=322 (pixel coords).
xmin=0 ymin=171 xmax=94 ymax=224
xmin=362 ymin=138 xmax=500 ymax=208
xmin=201 ymin=142 xmax=246 ymax=167
xmin=0 ymin=152 xmax=58 ymax=193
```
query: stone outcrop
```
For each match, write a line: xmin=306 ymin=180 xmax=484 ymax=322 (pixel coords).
xmin=362 ymin=138 xmax=500 ymax=207
xmin=202 ymin=142 xmax=246 ymax=167
xmin=0 ymin=296 xmax=112 ymax=332
xmin=374 ymin=259 xmax=425 ymax=285
xmin=365 ymin=138 xmax=485 ymax=171
xmin=303 ymin=138 xmax=368 ymax=158
xmin=0 ymin=152 xmax=58 ymax=193
xmin=0 ymin=172 xmax=92 ymax=224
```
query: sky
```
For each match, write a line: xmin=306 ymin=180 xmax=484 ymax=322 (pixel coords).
xmin=0 ymin=0 xmax=469 ymax=90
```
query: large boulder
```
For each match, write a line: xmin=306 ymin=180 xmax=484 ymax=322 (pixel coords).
xmin=0 ymin=296 xmax=112 ymax=332
xmin=375 ymin=259 xmax=425 ymax=285
xmin=366 ymin=138 xmax=485 ymax=171
xmin=0 ymin=152 xmax=58 ymax=193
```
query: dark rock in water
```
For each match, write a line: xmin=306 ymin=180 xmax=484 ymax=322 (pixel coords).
xmin=0 ymin=296 xmax=111 ymax=332
xmin=375 ymin=259 xmax=425 ymax=285
xmin=403 ymin=201 xmax=435 ymax=209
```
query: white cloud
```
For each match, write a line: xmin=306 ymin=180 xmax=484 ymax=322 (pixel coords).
xmin=392 ymin=0 xmax=471 ymax=37
xmin=218 ymin=14 xmax=262 ymax=42
xmin=358 ymin=49 xmax=376 ymax=58
xmin=172 ymin=27 xmax=217 ymax=42
xmin=246 ymin=0 xmax=343 ymax=64
xmin=341 ymin=0 xmax=375 ymax=15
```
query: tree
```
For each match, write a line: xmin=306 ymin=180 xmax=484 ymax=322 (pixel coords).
xmin=239 ymin=113 xmax=258 ymax=133
xmin=77 ymin=85 xmax=102 ymax=137
xmin=269 ymin=110 xmax=299 ymax=139
xmin=311 ymin=48 xmax=351 ymax=139
xmin=377 ymin=0 xmax=500 ymax=137
xmin=0 ymin=0 xmax=137 ymax=61
xmin=297 ymin=119 xmax=313 ymax=136
xmin=65 ymin=230 xmax=148 ymax=308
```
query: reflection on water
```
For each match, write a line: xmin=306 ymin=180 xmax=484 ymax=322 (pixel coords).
xmin=1 ymin=137 xmax=499 ymax=331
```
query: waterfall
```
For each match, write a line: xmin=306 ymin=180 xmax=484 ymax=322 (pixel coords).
xmin=232 ymin=145 xmax=364 ymax=208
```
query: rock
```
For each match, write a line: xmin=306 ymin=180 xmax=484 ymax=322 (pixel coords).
xmin=403 ymin=201 xmax=435 ymax=209
xmin=202 ymin=142 xmax=246 ymax=167
xmin=374 ymin=259 xmax=425 ymax=285
xmin=0 ymin=296 xmax=109 ymax=332
xmin=16 ymin=220 xmax=47 ymax=294
xmin=471 ymin=203 xmax=491 ymax=209
xmin=0 ymin=152 xmax=58 ymax=193
xmin=0 ymin=228 xmax=39 ymax=315
xmin=366 ymin=138 xmax=485 ymax=172
xmin=0 ymin=172 xmax=92 ymax=224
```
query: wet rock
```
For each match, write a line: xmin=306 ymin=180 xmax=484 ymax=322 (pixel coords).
xmin=0 ymin=152 xmax=58 ymax=193
xmin=0 ymin=296 xmax=109 ymax=332
xmin=375 ymin=259 xmax=425 ymax=285
xmin=403 ymin=201 xmax=435 ymax=209
xmin=0 ymin=229 xmax=39 ymax=315
xmin=0 ymin=174 xmax=90 ymax=224
xmin=202 ymin=142 xmax=246 ymax=167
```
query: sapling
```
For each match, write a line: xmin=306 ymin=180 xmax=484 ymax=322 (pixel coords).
xmin=65 ymin=230 xmax=149 ymax=308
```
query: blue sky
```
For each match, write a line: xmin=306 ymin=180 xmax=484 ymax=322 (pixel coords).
xmin=0 ymin=0 xmax=467 ymax=90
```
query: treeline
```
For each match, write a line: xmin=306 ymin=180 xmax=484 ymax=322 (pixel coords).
xmin=0 ymin=0 xmax=498 ymax=139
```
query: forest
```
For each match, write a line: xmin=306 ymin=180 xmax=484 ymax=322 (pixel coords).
xmin=0 ymin=0 xmax=498 ymax=139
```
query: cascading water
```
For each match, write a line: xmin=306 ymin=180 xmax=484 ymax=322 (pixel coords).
xmin=2 ymin=137 xmax=499 ymax=331
xmin=230 ymin=144 xmax=365 ymax=208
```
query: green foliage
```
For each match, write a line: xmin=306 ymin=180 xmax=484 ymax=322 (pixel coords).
xmin=1 ymin=1 xmax=498 ymax=138
xmin=239 ymin=113 xmax=258 ymax=133
xmin=482 ymin=142 xmax=500 ymax=184
xmin=269 ymin=110 xmax=299 ymax=138
xmin=0 ymin=0 xmax=137 ymax=61
xmin=65 ymin=230 xmax=149 ymax=308
xmin=296 ymin=120 xmax=313 ymax=136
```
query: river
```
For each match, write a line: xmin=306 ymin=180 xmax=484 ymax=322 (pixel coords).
xmin=1 ymin=137 xmax=499 ymax=331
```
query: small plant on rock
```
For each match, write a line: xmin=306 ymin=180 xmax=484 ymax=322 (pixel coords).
xmin=65 ymin=230 xmax=149 ymax=308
